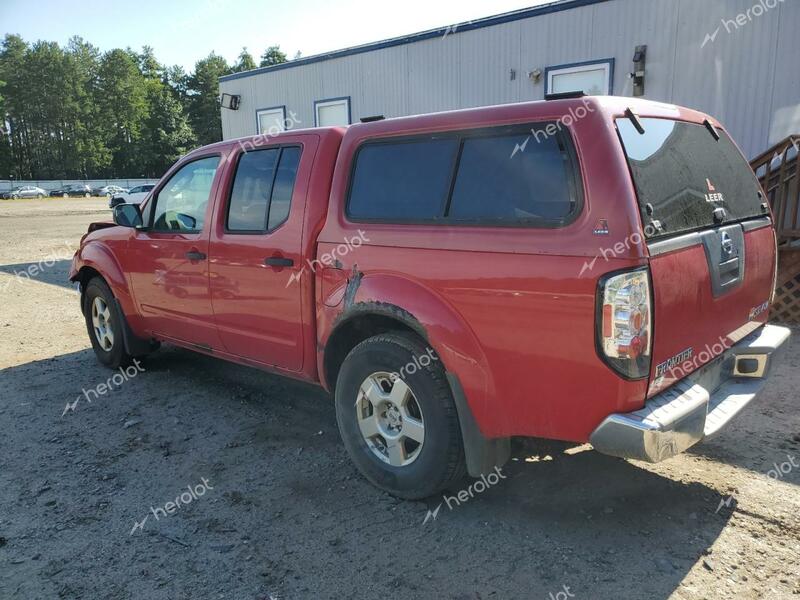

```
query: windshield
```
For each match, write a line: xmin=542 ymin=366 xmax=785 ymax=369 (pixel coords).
xmin=616 ymin=118 xmax=765 ymax=240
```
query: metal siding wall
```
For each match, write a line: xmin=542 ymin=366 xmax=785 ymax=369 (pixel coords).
xmin=768 ymin=1 xmax=800 ymax=148
xmin=518 ymin=6 xmax=595 ymax=101
xmin=456 ymin=21 xmax=521 ymax=108
xmin=219 ymin=0 xmax=798 ymax=159
xmin=406 ymin=36 xmax=461 ymax=114
xmin=588 ymin=0 xmax=681 ymax=99
xmin=672 ymin=0 xmax=782 ymax=158
xmin=359 ymin=46 xmax=410 ymax=118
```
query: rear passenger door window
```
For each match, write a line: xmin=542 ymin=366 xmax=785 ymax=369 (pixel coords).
xmin=346 ymin=126 xmax=580 ymax=226
xmin=227 ymin=147 xmax=301 ymax=232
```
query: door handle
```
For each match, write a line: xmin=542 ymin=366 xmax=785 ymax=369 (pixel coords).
xmin=265 ymin=257 xmax=294 ymax=267
xmin=185 ymin=250 xmax=206 ymax=261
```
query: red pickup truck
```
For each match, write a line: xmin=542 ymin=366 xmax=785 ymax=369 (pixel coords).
xmin=70 ymin=95 xmax=790 ymax=499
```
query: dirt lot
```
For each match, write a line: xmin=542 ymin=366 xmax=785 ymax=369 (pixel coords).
xmin=0 ymin=198 xmax=798 ymax=600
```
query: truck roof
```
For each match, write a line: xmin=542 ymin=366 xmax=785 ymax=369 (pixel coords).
xmin=198 ymin=96 xmax=720 ymax=157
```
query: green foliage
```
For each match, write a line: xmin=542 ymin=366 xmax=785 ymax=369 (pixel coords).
xmin=233 ymin=47 xmax=257 ymax=73
xmin=0 ymin=35 xmax=291 ymax=179
xmin=186 ymin=52 xmax=230 ymax=147
xmin=259 ymin=45 xmax=287 ymax=68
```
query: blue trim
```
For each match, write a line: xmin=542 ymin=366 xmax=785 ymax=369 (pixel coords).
xmin=313 ymin=96 xmax=352 ymax=127
xmin=544 ymin=58 xmax=615 ymax=96
xmin=219 ymin=0 xmax=612 ymax=83
xmin=255 ymin=105 xmax=287 ymax=134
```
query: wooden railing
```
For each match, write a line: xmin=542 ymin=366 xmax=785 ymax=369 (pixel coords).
xmin=750 ymin=136 xmax=800 ymax=246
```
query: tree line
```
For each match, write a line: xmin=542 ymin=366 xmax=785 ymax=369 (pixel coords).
xmin=0 ymin=35 xmax=289 ymax=181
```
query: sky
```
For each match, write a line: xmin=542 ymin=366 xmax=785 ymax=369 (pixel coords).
xmin=1 ymin=0 xmax=554 ymax=71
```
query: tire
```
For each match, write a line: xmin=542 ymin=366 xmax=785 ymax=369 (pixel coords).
xmin=83 ymin=277 xmax=133 ymax=369
xmin=335 ymin=332 xmax=465 ymax=499
xmin=37 ymin=193 xmax=43 ymax=199
xmin=85 ymin=192 xmax=91 ymax=198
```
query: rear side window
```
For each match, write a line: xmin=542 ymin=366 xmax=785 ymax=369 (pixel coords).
xmin=347 ymin=139 xmax=458 ymax=220
xmin=346 ymin=126 xmax=580 ymax=226
xmin=449 ymin=133 xmax=575 ymax=221
xmin=226 ymin=146 xmax=301 ymax=232
xmin=617 ymin=118 xmax=765 ymax=240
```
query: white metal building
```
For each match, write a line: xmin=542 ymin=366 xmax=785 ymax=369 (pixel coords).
xmin=218 ymin=0 xmax=800 ymax=159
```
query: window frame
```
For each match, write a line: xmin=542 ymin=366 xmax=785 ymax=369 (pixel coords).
xmin=544 ymin=58 xmax=615 ymax=96
xmin=255 ymin=105 xmax=287 ymax=135
xmin=344 ymin=123 xmax=584 ymax=229
xmin=314 ymin=96 xmax=351 ymax=127
xmin=146 ymin=154 xmax=222 ymax=234
xmin=222 ymin=144 xmax=303 ymax=235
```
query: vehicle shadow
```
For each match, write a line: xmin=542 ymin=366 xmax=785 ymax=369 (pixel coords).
xmin=0 ymin=346 xmax=742 ymax=600
xmin=0 ymin=259 xmax=78 ymax=292
xmin=685 ymin=329 xmax=800 ymax=485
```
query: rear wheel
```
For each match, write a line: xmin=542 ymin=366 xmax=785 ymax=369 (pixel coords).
xmin=83 ymin=277 xmax=133 ymax=369
xmin=36 ymin=193 xmax=43 ymax=199
xmin=84 ymin=192 xmax=91 ymax=198
xmin=335 ymin=332 xmax=465 ymax=499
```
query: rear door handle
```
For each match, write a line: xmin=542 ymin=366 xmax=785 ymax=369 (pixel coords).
xmin=265 ymin=257 xmax=294 ymax=267
xmin=185 ymin=250 xmax=206 ymax=261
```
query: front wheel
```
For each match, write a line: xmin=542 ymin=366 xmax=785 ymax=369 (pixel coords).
xmin=83 ymin=277 xmax=133 ymax=369
xmin=84 ymin=192 xmax=91 ymax=198
xmin=335 ymin=332 xmax=465 ymax=499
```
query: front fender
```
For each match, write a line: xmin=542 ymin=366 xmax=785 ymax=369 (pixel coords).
xmin=318 ymin=272 xmax=501 ymax=438
xmin=71 ymin=241 xmax=139 ymax=329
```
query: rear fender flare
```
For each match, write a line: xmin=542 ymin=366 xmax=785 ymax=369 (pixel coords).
xmin=320 ymin=273 xmax=499 ymax=438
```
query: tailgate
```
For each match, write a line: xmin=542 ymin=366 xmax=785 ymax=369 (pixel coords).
xmin=616 ymin=116 xmax=776 ymax=396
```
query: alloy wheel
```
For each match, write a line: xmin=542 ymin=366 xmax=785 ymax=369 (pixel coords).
xmin=355 ymin=371 xmax=425 ymax=467
xmin=91 ymin=296 xmax=114 ymax=351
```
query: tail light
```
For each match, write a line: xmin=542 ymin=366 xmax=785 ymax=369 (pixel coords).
xmin=596 ymin=267 xmax=652 ymax=379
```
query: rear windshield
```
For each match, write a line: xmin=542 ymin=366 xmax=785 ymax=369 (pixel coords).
xmin=617 ymin=118 xmax=764 ymax=240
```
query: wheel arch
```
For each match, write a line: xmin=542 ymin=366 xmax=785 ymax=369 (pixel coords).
xmin=70 ymin=241 xmax=141 ymax=334
xmin=318 ymin=273 xmax=509 ymax=474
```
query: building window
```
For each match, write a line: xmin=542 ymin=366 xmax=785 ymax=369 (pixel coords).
xmin=256 ymin=106 xmax=287 ymax=135
xmin=545 ymin=59 xmax=614 ymax=96
xmin=314 ymin=97 xmax=351 ymax=127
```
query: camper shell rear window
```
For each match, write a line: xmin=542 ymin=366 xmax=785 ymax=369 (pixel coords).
xmin=616 ymin=117 xmax=765 ymax=241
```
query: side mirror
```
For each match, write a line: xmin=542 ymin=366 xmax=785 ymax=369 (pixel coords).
xmin=113 ymin=203 xmax=144 ymax=228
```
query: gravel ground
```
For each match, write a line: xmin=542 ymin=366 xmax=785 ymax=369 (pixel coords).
xmin=0 ymin=198 xmax=798 ymax=600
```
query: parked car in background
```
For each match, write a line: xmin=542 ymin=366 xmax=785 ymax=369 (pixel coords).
xmin=51 ymin=184 xmax=94 ymax=198
xmin=94 ymin=185 xmax=128 ymax=197
xmin=108 ymin=184 xmax=154 ymax=208
xmin=0 ymin=185 xmax=48 ymax=199
xmin=70 ymin=96 xmax=789 ymax=499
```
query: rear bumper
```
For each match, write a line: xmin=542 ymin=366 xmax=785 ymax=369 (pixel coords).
xmin=590 ymin=324 xmax=791 ymax=463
